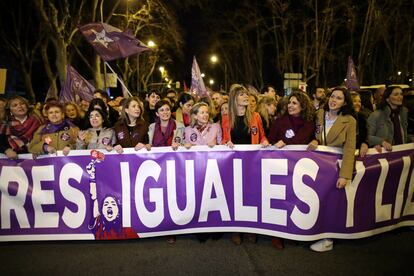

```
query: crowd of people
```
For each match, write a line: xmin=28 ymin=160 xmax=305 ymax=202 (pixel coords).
xmin=1 ymin=83 xmax=414 ymax=251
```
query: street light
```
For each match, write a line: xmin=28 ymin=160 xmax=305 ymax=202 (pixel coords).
xmin=147 ymin=40 xmax=156 ymax=48
xmin=209 ymin=79 xmax=215 ymax=85
xmin=159 ymin=66 xmax=168 ymax=83
xmin=210 ymin=54 xmax=228 ymax=92
xmin=137 ymin=39 xmax=156 ymax=92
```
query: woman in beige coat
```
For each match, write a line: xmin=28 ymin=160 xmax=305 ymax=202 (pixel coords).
xmin=29 ymin=101 xmax=78 ymax=156
xmin=307 ymin=87 xmax=356 ymax=252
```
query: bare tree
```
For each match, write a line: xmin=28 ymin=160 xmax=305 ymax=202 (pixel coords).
xmin=33 ymin=0 xmax=85 ymax=86
xmin=111 ymin=0 xmax=184 ymax=92
xmin=0 ymin=1 xmax=44 ymax=102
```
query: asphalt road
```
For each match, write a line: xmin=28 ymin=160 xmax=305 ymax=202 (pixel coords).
xmin=0 ymin=228 xmax=412 ymax=276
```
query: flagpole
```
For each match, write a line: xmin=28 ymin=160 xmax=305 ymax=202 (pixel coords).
xmin=103 ymin=61 xmax=108 ymax=92
xmin=104 ymin=61 xmax=133 ymax=98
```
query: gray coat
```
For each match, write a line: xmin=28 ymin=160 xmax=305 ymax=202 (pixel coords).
xmin=76 ymin=127 xmax=116 ymax=150
xmin=367 ymin=105 xmax=409 ymax=146
xmin=148 ymin=120 xmax=185 ymax=146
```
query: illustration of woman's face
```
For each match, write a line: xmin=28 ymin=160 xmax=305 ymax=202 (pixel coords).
xmin=102 ymin=196 xmax=119 ymax=222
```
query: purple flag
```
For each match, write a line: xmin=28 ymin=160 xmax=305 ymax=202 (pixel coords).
xmin=345 ymin=56 xmax=360 ymax=91
xmin=190 ymin=56 xmax=208 ymax=98
xmin=79 ymin=23 xmax=150 ymax=61
xmin=59 ymin=65 xmax=95 ymax=103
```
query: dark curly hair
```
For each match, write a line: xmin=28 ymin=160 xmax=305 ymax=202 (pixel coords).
xmin=86 ymin=108 xmax=111 ymax=128
xmin=286 ymin=91 xmax=315 ymax=122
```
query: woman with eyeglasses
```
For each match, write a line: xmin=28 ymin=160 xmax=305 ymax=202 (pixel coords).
xmin=76 ymin=108 xmax=115 ymax=150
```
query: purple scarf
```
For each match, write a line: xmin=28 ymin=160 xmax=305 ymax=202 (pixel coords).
xmin=40 ymin=119 xmax=74 ymax=135
xmin=389 ymin=105 xmax=403 ymax=145
xmin=152 ymin=118 xmax=176 ymax=147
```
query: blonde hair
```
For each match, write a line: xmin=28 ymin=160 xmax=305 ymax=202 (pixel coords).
xmin=5 ymin=95 xmax=32 ymax=120
xmin=257 ymin=96 xmax=277 ymax=129
xmin=190 ymin=102 xmax=210 ymax=127
xmin=64 ymin=101 xmax=83 ymax=119
xmin=228 ymin=84 xmax=253 ymax=131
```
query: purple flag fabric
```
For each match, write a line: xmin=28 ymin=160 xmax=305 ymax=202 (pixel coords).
xmin=59 ymin=65 xmax=95 ymax=103
xmin=345 ymin=56 xmax=360 ymax=91
xmin=79 ymin=23 xmax=150 ymax=61
xmin=190 ymin=56 xmax=208 ymax=98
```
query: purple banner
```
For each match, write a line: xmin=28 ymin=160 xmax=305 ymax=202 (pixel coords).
xmin=1 ymin=145 xmax=413 ymax=241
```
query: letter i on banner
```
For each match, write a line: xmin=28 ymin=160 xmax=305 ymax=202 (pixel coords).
xmin=375 ymin=159 xmax=392 ymax=222
xmin=135 ymin=160 xmax=164 ymax=228
xmin=403 ymin=158 xmax=414 ymax=216
xmin=393 ymin=156 xmax=410 ymax=219
xmin=120 ymin=162 xmax=132 ymax=227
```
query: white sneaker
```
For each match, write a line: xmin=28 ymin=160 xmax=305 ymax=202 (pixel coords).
xmin=310 ymin=238 xmax=333 ymax=252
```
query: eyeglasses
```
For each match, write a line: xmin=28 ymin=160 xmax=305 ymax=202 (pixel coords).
xmin=89 ymin=114 xmax=102 ymax=119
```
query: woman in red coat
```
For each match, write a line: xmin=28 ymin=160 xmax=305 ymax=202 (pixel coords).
xmin=268 ymin=90 xmax=315 ymax=147
xmin=267 ymin=90 xmax=315 ymax=249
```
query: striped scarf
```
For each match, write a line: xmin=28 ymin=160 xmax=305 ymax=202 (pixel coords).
xmin=5 ymin=115 xmax=41 ymax=153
